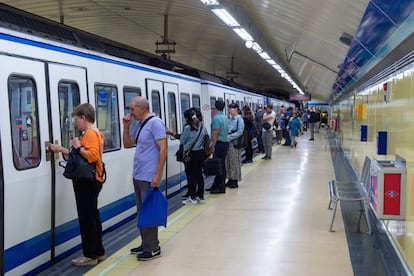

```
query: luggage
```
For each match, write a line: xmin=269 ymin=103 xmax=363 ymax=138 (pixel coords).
xmin=202 ymin=158 xmax=223 ymax=176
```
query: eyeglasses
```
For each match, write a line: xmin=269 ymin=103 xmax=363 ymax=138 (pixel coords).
xmin=72 ymin=116 xmax=84 ymax=123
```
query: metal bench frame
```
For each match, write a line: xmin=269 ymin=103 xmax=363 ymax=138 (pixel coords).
xmin=328 ymin=156 xmax=372 ymax=234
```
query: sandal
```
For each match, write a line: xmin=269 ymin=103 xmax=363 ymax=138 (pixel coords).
xmin=98 ymin=254 xmax=107 ymax=262
xmin=71 ymin=256 xmax=98 ymax=266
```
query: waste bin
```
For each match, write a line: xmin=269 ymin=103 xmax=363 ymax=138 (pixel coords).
xmin=370 ymin=156 xmax=406 ymax=220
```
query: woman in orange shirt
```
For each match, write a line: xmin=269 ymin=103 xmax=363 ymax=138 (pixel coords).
xmin=50 ymin=103 xmax=105 ymax=266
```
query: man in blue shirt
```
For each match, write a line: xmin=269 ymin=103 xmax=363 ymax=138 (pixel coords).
xmin=122 ymin=96 xmax=167 ymax=261
xmin=207 ymin=100 xmax=229 ymax=194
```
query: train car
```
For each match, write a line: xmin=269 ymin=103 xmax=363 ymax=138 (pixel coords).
xmin=0 ymin=5 xmax=293 ymax=275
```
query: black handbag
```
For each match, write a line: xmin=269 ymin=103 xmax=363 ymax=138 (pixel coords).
xmin=175 ymin=144 xmax=186 ymax=162
xmin=59 ymin=129 xmax=106 ymax=183
xmin=61 ymin=147 xmax=96 ymax=181
xmin=202 ymin=158 xmax=223 ymax=176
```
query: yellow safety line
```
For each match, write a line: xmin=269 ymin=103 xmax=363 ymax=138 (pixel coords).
xmin=85 ymin=145 xmax=281 ymax=275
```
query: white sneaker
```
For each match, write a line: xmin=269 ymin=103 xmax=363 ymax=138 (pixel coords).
xmin=182 ymin=197 xmax=197 ymax=205
xmin=196 ymin=197 xmax=205 ymax=204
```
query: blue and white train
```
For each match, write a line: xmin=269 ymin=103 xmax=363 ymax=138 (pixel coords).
xmin=0 ymin=5 xmax=294 ymax=275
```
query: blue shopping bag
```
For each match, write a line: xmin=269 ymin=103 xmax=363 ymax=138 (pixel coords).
xmin=137 ymin=187 xmax=168 ymax=228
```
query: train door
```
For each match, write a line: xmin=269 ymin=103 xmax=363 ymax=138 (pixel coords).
xmin=47 ymin=63 xmax=88 ymax=259
xmin=0 ymin=55 xmax=53 ymax=275
xmin=146 ymin=79 xmax=181 ymax=195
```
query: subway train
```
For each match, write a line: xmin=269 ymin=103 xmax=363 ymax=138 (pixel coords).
xmin=0 ymin=6 xmax=294 ymax=275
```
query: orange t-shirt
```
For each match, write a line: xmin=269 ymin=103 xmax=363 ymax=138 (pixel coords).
xmin=80 ymin=128 xmax=104 ymax=183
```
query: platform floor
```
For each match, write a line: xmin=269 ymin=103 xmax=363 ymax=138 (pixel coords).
xmin=81 ymin=131 xmax=354 ymax=276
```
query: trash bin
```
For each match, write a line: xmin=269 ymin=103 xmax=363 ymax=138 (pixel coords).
xmin=370 ymin=156 xmax=406 ymax=220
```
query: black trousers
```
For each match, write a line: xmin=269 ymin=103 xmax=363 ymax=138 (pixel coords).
xmin=73 ymin=180 xmax=104 ymax=259
xmin=245 ymin=136 xmax=253 ymax=161
xmin=184 ymin=149 xmax=205 ymax=199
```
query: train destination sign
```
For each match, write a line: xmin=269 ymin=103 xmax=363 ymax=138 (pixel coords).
xmin=289 ymin=94 xmax=311 ymax=101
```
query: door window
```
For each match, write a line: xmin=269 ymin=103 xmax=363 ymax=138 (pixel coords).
xmin=95 ymin=84 xmax=121 ymax=151
xmin=57 ymin=81 xmax=81 ymax=150
xmin=8 ymin=75 xmax=41 ymax=170
xmin=167 ymin=92 xmax=178 ymax=136
xmin=123 ymin=86 xmax=141 ymax=135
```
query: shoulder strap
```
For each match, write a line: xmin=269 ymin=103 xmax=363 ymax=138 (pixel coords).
xmin=189 ymin=124 xmax=203 ymax=151
xmin=91 ymin=129 xmax=106 ymax=181
xmin=135 ymin=115 xmax=155 ymax=144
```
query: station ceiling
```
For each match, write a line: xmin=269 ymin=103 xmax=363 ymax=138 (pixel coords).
xmin=0 ymin=0 xmax=373 ymax=102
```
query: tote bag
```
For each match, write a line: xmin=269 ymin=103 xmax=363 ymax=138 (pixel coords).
xmin=137 ymin=187 xmax=168 ymax=228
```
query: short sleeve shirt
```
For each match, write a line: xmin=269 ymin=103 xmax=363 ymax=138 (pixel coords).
xmin=211 ymin=111 xmax=228 ymax=142
xmin=132 ymin=115 xmax=166 ymax=182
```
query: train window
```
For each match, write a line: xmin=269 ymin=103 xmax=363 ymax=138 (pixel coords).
xmin=57 ymin=81 xmax=81 ymax=150
xmin=95 ymin=84 xmax=121 ymax=151
xmin=123 ymin=87 xmax=141 ymax=135
xmin=180 ymin=93 xmax=190 ymax=114
xmin=210 ymin=97 xmax=217 ymax=118
xmin=167 ymin=92 xmax=178 ymax=138
xmin=8 ymin=75 xmax=41 ymax=170
xmin=151 ymin=90 xmax=161 ymax=118
xmin=192 ymin=94 xmax=200 ymax=108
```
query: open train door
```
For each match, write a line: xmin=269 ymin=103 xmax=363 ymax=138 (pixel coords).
xmin=47 ymin=63 xmax=88 ymax=260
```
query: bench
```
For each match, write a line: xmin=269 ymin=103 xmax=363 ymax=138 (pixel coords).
xmin=328 ymin=156 xmax=372 ymax=234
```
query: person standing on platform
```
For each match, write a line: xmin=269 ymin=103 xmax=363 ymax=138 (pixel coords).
xmin=254 ymin=104 xmax=265 ymax=153
xmin=283 ymin=107 xmax=293 ymax=146
xmin=226 ymin=103 xmax=244 ymax=188
xmin=308 ymin=107 xmax=316 ymax=141
xmin=262 ymin=105 xmax=276 ymax=160
xmin=242 ymin=105 xmax=254 ymax=163
xmin=206 ymin=100 xmax=229 ymax=194
xmin=123 ymin=96 xmax=167 ymax=261
xmin=167 ymin=109 xmax=206 ymax=204
xmin=289 ymin=111 xmax=301 ymax=148
xmin=49 ymin=103 xmax=106 ymax=266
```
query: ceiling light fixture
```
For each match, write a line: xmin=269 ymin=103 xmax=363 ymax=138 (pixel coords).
xmin=233 ymin=28 xmax=253 ymax=41
xmin=200 ymin=1 xmax=304 ymax=94
xmin=200 ymin=0 xmax=220 ymax=5
xmin=245 ymin=40 xmax=254 ymax=49
xmin=211 ymin=8 xmax=239 ymax=27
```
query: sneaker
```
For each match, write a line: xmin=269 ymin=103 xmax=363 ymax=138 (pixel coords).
xmin=137 ymin=247 xmax=161 ymax=261
xmin=182 ymin=197 xmax=197 ymax=205
xmin=130 ymin=245 xmax=144 ymax=255
xmin=196 ymin=197 xmax=205 ymax=204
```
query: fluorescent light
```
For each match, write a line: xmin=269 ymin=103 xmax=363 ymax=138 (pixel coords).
xmin=200 ymin=0 xmax=220 ymax=5
xmin=233 ymin=28 xmax=253 ymax=41
xmin=266 ymin=59 xmax=276 ymax=65
xmin=259 ymin=52 xmax=271 ymax=60
xmin=272 ymin=64 xmax=282 ymax=70
xmin=212 ymin=8 xmax=240 ymax=27
xmin=252 ymin=42 xmax=262 ymax=53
